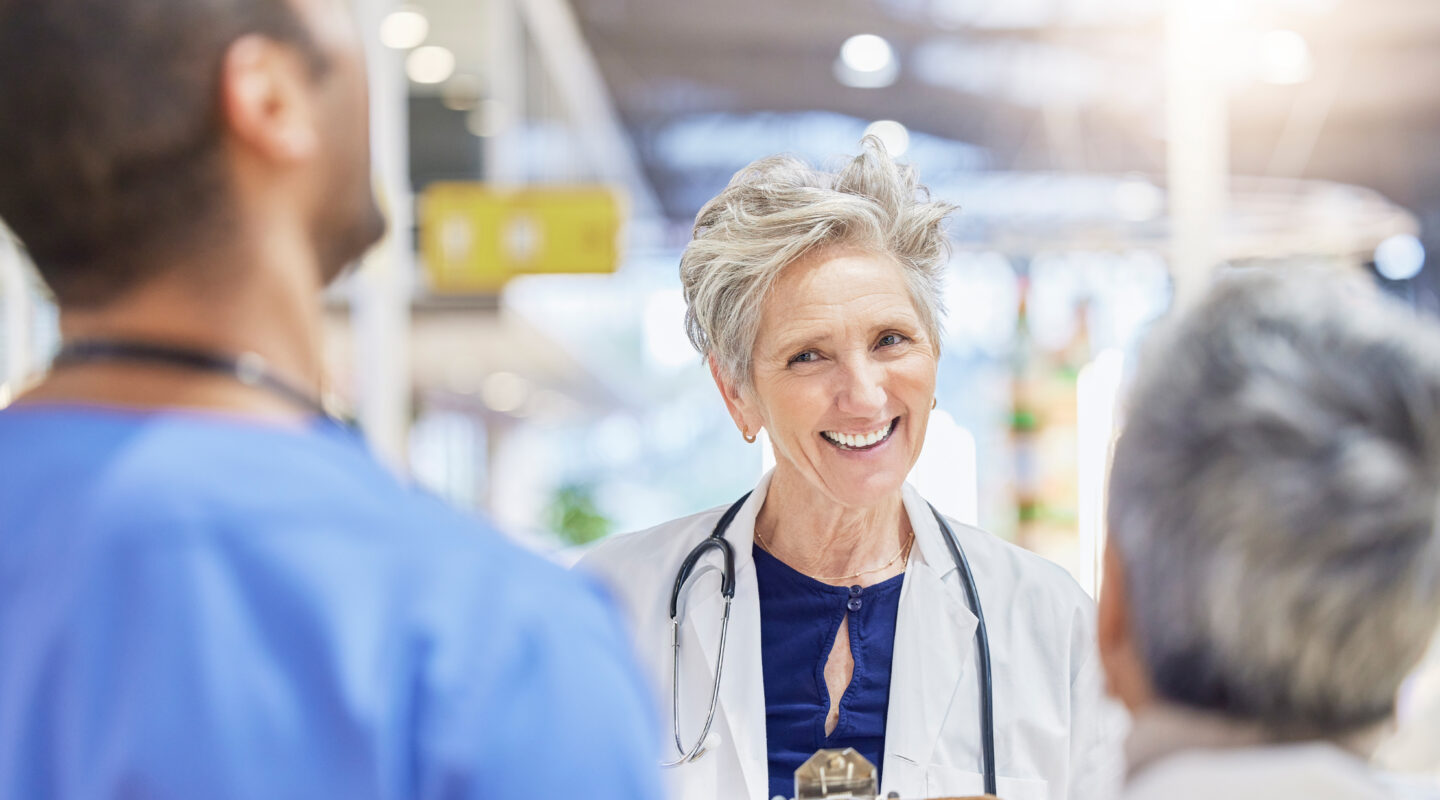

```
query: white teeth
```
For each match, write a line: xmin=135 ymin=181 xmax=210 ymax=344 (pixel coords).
xmin=824 ymin=422 xmax=893 ymax=449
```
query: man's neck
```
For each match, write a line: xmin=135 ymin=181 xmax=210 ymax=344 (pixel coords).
xmin=19 ymin=240 xmax=329 ymax=421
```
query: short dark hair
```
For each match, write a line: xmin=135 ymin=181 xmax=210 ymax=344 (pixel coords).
xmin=0 ymin=0 xmax=322 ymax=307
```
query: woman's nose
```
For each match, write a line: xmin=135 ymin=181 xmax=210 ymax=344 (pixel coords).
xmin=836 ymin=359 xmax=887 ymax=415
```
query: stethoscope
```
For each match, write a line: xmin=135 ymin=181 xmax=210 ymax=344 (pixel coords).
xmin=663 ymin=491 xmax=998 ymax=797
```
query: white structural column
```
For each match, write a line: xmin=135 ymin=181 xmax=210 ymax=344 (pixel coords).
xmin=486 ymin=0 xmax=526 ymax=183
xmin=0 ymin=231 xmax=32 ymax=394
xmin=1166 ymin=0 xmax=1230 ymax=308
xmin=518 ymin=0 xmax=662 ymax=220
xmin=1076 ymin=349 xmax=1126 ymax=598
xmin=353 ymin=0 xmax=415 ymax=468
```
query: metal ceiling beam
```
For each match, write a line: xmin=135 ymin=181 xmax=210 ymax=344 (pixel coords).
xmin=517 ymin=0 xmax=663 ymax=221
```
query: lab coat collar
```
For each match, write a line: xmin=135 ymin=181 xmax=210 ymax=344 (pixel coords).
xmin=885 ymin=484 xmax=981 ymax=779
xmin=688 ymin=471 xmax=771 ymax=800
xmin=902 ymin=482 xmax=961 ymax=581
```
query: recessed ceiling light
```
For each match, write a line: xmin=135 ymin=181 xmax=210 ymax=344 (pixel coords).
xmin=380 ymin=6 xmax=429 ymax=50
xmin=406 ymin=45 xmax=455 ymax=85
xmin=863 ymin=120 xmax=910 ymax=157
xmin=836 ymin=34 xmax=899 ymax=88
xmin=481 ymin=371 xmax=529 ymax=414
xmin=842 ymin=34 xmax=894 ymax=73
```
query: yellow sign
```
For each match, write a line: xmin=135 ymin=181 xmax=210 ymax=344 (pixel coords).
xmin=420 ymin=184 xmax=625 ymax=293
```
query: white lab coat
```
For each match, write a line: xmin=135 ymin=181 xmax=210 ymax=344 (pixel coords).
xmin=578 ymin=474 xmax=1124 ymax=800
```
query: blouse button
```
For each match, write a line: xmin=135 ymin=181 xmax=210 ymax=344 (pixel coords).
xmin=849 ymin=585 xmax=863 ymax=596
xmin=847 ymin=597 xmax=863 ymax=611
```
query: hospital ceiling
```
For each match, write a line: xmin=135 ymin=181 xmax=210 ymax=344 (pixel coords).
xmin=407 ymin=0 xmax=1440 ymax=293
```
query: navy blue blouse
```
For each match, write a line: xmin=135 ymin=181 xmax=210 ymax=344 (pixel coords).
xmin=755 ymin=545 xmax=904 ymax=800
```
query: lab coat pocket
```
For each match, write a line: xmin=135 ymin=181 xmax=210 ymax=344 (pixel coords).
xmin=924 ymin=764 xmax=1050 ymax=800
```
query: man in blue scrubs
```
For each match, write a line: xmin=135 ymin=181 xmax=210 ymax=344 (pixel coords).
xmin=0 ymin=1 xmax=661 ymax=798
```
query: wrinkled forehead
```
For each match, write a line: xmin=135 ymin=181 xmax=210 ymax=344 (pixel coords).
xmin=757 ymin=251 xmax=918 ymax=335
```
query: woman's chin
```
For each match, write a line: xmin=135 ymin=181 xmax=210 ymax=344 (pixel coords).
xmin=832 ymin=480 xmax=908 ymax=510
xmin=810 ymin=455 xmax=913 ymax=508
xmin=815 ymin=424 xmax=916 ymax=493
xmin=774 ymin=424 xmax=920 ymax=507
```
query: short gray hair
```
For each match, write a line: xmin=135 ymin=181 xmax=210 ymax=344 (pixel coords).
xmin=680 ymin=136 xmax=956 ymax=385
xmin=1108 ymin=269 xmax=1440 ymax=737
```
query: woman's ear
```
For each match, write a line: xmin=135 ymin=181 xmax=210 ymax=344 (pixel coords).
xmin=1098 ymin=543 xmax=1156 ymax=713
xmin=708 ymin=356 xmax=761 ymax=439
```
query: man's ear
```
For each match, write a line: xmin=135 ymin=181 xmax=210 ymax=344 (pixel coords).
xmin=708 ymin=355 xmax=761 ymax=439
xmin=219 ymin=35 xmax=320 ymax=163
xmin=1098 ymin=543 xmax=1155 ymax=712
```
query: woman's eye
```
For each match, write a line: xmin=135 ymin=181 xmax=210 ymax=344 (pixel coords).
xmin=789 ymin=351 xmax=817 ymax=364
xmin=877 ymin=333 xmax=905 ymax=348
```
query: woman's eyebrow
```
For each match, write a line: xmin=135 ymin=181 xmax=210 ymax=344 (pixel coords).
xmin=765 ymin=334 xmax=824 ymax=358
xmin=763 ymin=321 xmax=833 ymax=354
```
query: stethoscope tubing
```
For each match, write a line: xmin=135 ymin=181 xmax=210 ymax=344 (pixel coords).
xmin=663 ymin=494 xmax=747 ymax=766
xmin=930 ymin=502 xmax=997 ymax=796
xmin=666 ymin=493 xmax=997 ymax=796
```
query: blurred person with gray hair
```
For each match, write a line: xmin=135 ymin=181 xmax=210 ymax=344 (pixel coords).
xmin=580 ymin=139 xmax=1123 ymax=800
xmin=1098 ymin=269 xmax=1440 ymax=800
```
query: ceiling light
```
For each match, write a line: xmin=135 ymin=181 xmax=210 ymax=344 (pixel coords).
xmin=380 ymin=6 xmax=429 ymax=50
xmin=481 ymin=371 xmax=529 ymax=414
xmin=842 ymin=34 xmax=895 ymax=73
xmin=836 ymin=34 xmax=899 ymax=88
xmin=1374 ymin=233 xmax=1425 ymax=281
xmin=1257 ymin=30 xmax=1313 ymax=85
xmin=863 ymin=120 xmax=910 ymax=158
xmin=406 ymin=45 xmax=455 ymax=85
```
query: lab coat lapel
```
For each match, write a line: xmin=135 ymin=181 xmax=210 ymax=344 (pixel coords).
xmin=884 ymin=486 xmax=980 ymax=781
xmin=688 ymin=479 xmax=770 ymax=800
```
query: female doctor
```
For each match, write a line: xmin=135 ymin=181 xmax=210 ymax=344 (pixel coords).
xmin=579 ymin=139 xmax=1121 ymax=800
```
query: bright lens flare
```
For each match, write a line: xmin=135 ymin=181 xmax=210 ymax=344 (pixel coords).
xmin=1258 ymin=29 xmax=1313 ymax=85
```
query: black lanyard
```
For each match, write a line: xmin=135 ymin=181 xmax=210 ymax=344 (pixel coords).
xmin=53 ymin=339 xmax=335 ymax=421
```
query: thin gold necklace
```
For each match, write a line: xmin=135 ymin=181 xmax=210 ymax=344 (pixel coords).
xmin=754 ymin=527 xmax=915 ymax=582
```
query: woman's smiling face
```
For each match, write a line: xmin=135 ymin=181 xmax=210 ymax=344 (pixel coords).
xmin=719 ymin=246 xmax=939 ymax=509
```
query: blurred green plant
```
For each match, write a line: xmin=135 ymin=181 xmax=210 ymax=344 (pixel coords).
xmin=546 ymin=483 xmax=613 ymax=547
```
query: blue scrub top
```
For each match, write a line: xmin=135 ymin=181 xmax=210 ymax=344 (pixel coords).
xmin=755 ymin=545 xmax=903 ymax=800
xmin=0 ymin=406 xmax=662 ymax=800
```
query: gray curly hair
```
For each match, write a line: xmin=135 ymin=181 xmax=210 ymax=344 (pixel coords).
xmin=680 ymin=136 xmax=956 ymax=386
xmin=1108 ymin=268 xmax=1440 ymax=738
